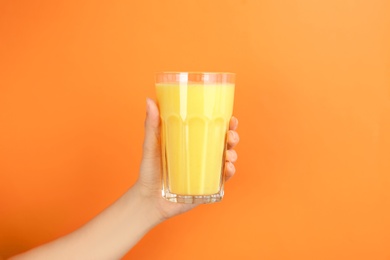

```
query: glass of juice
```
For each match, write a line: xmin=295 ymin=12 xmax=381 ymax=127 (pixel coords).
xmin=156 ymin=72 xmax=235 ymax=204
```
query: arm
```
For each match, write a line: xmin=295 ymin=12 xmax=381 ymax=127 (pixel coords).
xmin=10 ymin=186 xmax=162 ymax=260
xmin=10 ymin=98 xmax=239 ymax=260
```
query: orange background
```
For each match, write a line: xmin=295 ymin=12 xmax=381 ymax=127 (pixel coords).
xmin=1 ymin=1 xmax=390 ymax=259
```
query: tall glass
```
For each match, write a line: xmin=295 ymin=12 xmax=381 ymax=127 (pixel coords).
xmin=156 ymin=72 xmax=235 ymax=203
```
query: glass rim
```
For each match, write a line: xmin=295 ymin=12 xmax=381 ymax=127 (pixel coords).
xmin=156 ymin=71 xmax=235 ymax=76
xmin=155 ymin=72 xmax=235 ymax=84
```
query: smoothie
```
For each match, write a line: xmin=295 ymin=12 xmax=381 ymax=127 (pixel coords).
xmin=157 ymin=83 xmax=234 ymax=195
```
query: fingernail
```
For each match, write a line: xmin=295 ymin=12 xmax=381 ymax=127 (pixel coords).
xmin=233 ymin=116 xmax=238 ymax=125
xmin=146 ymin=98 xmax=151 ymax=114
xmin=228 ymin=161 xmax=234 ymax=169
xmin=230 ymin=131 xmax=237 ymax=140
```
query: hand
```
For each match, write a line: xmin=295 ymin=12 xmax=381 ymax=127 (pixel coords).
xmin=135 ymin=98 xmax=240 ymax=221
xmin=9 ymin=98 xmax=238 ymax=260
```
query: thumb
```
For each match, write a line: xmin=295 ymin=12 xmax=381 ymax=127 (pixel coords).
xmin=142 ymin=98 xmax=161 ymax=161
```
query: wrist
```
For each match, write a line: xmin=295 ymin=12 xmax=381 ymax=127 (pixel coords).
xmin=125 ymin=184 xmax=165 ymax=228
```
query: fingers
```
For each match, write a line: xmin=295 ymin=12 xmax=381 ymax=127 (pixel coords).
xmin=225 ymin=116 xmax=239 ymax=182
xmin=227 ymin=130 xmax=239 ymax=149
xmin=227 ymin=116 xmax=239 ymax=149
xmin=225 ymin=149 xmax=237 ymax=163
xmin=225 ymin=161 xmax=236 ymax=182
xmin=225 ymin=150 xmax=237 ymax=181
xmin=229 ymin=116 xmax=238 ymax=131
xmin=145 ymin=98 xmax=160 ymax=128
xmin=142 ymin=98 xmax=161 ymax=160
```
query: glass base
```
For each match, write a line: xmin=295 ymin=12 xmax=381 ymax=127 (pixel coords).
xmin=162 ymin=190 xmax=224 ymax=204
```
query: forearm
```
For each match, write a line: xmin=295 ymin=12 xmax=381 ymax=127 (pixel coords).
xmin=10 ymin=185 xmax=163 ymax=260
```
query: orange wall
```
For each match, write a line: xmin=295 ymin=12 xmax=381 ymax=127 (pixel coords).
xmin=1 ymin=1 xmax=390 ymax=259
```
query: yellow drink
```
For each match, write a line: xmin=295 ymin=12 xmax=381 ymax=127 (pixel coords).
xmin=157 ymin=82 xmax=235 ymax=200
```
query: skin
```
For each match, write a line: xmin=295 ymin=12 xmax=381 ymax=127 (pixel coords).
xmin=9 ymin=99 xmax=239 ymax=260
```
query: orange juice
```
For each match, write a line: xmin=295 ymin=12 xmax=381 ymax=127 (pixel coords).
xmin=157 ymin=83 xmax=235 ymax=198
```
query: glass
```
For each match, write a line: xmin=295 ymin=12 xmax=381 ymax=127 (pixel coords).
xmin=156 ymin=72 xmax=235 ymax=203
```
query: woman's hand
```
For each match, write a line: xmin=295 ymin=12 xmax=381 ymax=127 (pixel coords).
xmin=9 ymin=98 xmax=239 ymax=260
xmin=135 ymin=98 xmax=240 ymax=221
